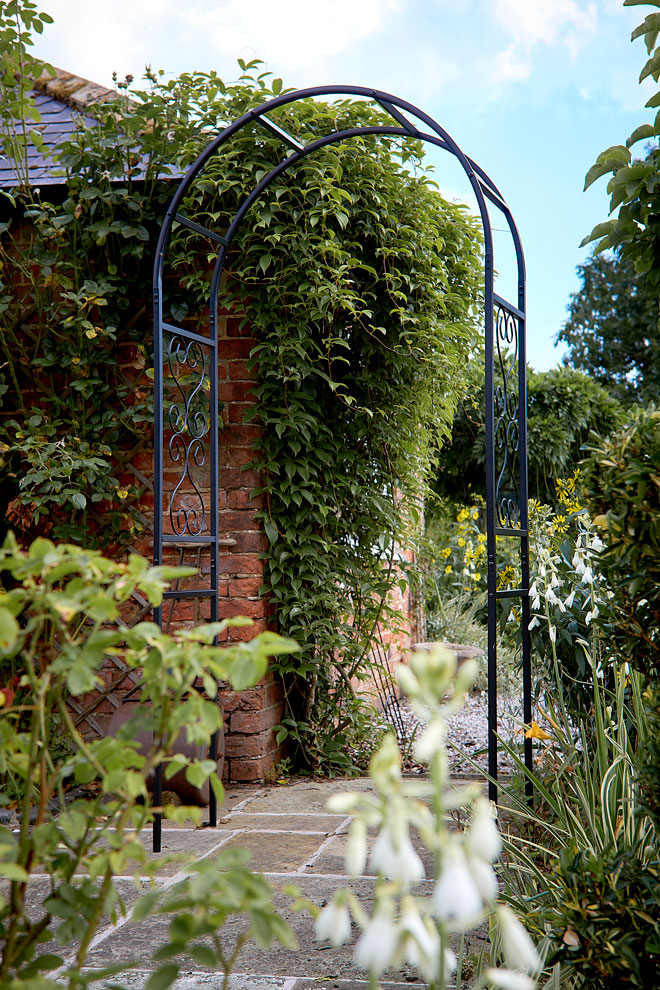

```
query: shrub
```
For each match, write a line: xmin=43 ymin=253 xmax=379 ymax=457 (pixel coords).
xmin=583 ymin=404 xmax=660 ymax=678
xmin=544 ymin=846 xmax=660 ymax=987
xmin=0 ymin=534 xmax=297 ymax=987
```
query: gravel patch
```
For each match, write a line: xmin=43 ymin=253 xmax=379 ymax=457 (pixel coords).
xmin=387 ymin=692 xmax=527 ymax=776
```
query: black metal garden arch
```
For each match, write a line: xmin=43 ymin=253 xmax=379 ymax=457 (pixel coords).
xmin=152 ymin=86 xmax=531 ymax=851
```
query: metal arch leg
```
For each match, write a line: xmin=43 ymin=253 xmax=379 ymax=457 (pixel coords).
xmin=153 ymin=763 xmax=163 ymax=853
xmin=208 ymin=729 xmax=218 ymax=827
xmin=487 ymin=600 xmax=498 ymax=805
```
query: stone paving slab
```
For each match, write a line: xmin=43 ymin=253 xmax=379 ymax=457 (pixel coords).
xmin=218 ymin=814 xmax=345 ymax=834
xmin=34 ymin=778 xmax=492 ymax=989
xmin=86 ymin=876 xmax=375 ymax=978
xmin=95 ymin=972 xmax=431 ymax=990
xmin=243 ymin=781 xmax=374 ymax=816
xmin=215 ymin=831 xmax=331 ymax=874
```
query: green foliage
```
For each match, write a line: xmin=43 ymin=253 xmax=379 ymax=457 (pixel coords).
xmin=557 ymin=250 xmax=660 ymax=404
xmin=581 ymin=0 xmax=660 ymax=287
xmin=498 ymin=657 xmax=657 ymax=988
xmin=583 ymin=404 xmax=660 ymax=677
xmin=431 ymin=362 xmax=621 ymax=506
xmin=637 ymin=681 xmax=660 ymax=827
xmin=0 ymin=534 xmax=297 ymax=988
xmin=545 ymin=846 xmax=660 ymax=987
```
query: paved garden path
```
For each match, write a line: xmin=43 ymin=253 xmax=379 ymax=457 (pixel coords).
xmin=59 ymin=777 xmax=488 ymax=990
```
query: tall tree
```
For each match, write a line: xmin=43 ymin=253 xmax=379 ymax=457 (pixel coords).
xmin=557 ymin=250 xmax=660 ymax=403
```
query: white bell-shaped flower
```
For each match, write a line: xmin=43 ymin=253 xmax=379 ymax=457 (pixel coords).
xmin=345 ymin=817 xmax=368 ymax=876
xmin=497 ymin=906 xmax=541 ymax=975
xmin=414 ymin=718 xmax=445 ymax=763
xmin=369 ymin=824 xmax=424 ymax=887
xmin=354 ymin=911 xmax=398 ymax=975
xmin=484 ymin=967 xmax=535 ymax=990
xmin=467 ymin=851 xmax=499 ymax=902
xmin=400 ymin=900 xmax=441 ymax=983
xmin=431 ymin=843 xmax=483 ymax=928
xmin=315 ymin=898 xmax=352 ymax=946
xmin=465 ymin=798 xmax=501 ymax=862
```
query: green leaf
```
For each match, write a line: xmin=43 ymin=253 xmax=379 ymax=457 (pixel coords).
xmin=132 ymin=890 xmax=161 ymax=922
xmin=70 ymin=491 xmax=87 ymax=510
xmin=0 ymin=861 xmax=29 ymax=882
xmin=145 ymin=964 xmax=179 ymax=990
xmin=189 ymin=944 xmax=217 ymax=967
xmin=0 ymin=606 xmax=19 ymax=652
xmin=640 ymin=49 xmax=660 ymax=82
xmin=627 ymin=123 xmax=656 ymax=146
xmin=264 ymin=518 xmax=278 ymax=544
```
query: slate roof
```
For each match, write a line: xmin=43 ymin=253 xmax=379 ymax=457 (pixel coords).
xmin=0 ymin=68 xmax=118 ymax=189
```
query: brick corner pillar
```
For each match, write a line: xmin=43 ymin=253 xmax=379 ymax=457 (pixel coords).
xmin=217 ymin=313 xmax=285 ymax=782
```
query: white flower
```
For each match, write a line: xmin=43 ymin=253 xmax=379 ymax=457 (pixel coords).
xmin=497 ymin=906 xmax=541 ymax=975
xmin=581 ymin=567 xmax=593 ymax=584
xmin=396 ymin=664 xmax=420 ymax=700
xmin=346 ymin=818 xmax=368 ymax=876
xmin=431 ymin=844 xmax=483 ymax=928
xmin=545 ymin=586 xmax=558 ymax=606
xmin=467 ymin=852 xmax=499 ymax=902
xmin=369 ymin=826 xmax=424 ymax=887
xmin=549 ymin=626 xmax=556 ymax=644
xmin=414 ymin=718 xmax=445 ymax=763
xmin=354 ymin=912 xmax=398 ymax=975
xmin=564 ymin=589 xmax=576 ymax=609
xmin=465 ymin=799 xmax=501 ymax=862
xmin=484 ymin=967 xmax=535 ymax=990
xmin=315 ymin=898 xmax=352 ymax=946
xmin=528 ymin=617 xmax=540 ymax=631
xmin=444 ymin=947 xmax=457 ymax=974
xmin=400 ymin=901 xmax=440 ymax=982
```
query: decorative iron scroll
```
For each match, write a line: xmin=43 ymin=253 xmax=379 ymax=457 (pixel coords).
xmin=166 ymin=334 xmax=209 ymax=536
xmin=494 ymin=301 xmax=520 ymax=528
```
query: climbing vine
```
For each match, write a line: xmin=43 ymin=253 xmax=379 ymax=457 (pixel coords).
xmin=0 ymin=5 xmax=483 ymax=767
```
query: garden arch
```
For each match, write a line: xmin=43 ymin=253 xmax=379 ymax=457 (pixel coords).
xmin=153 ymin=86 xmax=531 ymax=843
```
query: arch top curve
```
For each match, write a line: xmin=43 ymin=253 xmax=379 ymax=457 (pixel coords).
xmin=154 ymin=83 xmax=524 ymax=286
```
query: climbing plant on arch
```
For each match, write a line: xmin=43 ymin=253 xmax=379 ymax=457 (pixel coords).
xmin=153 ymin=74 xmax=531 ymax=815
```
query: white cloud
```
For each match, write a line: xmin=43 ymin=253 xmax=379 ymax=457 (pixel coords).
xmin=490 ymin=0 xmax=597 ymax=84
xmin=493 ymin=0 xmax=596 ymax=48
xmin=181 ymin=0 xmax=405 ymax=69
xmin=32 ymin=0 xmax=406 ymax=88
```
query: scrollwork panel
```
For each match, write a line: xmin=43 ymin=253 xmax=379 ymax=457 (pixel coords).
xmin=494 ymin=302 xmax=521 ymax=528
xmin=162 ymin=332 xmax=212 ymax=537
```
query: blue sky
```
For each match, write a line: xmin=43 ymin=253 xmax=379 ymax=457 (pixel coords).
xmin=32 ymin=0 xmax=657 ymax=369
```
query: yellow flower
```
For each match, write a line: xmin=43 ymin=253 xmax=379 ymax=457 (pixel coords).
xmin=525 ymin=721 xmax=552 ymax=741
xmin=457 ymin=537 xmax=466 ymax=547
xmin=85 ymin=328 xmax=97 ymax=339
xmin=444 ymin=565 xmax=452 ymax=574
xmin=71 ymin=356 xmax=80 ymax=365
xmin=116 ymin=488 xmax=129 ymax=499
xmin=472 ymin=572 xmax=481 ymax=582
xmin=440 ymin=547 xmax=451 ymax=559
xmin=457 ymin=508 xmax=470 ymax=522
